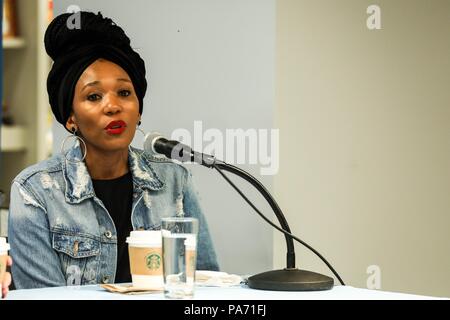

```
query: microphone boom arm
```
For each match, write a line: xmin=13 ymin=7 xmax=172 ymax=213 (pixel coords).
xmin=212 ymin=161 xmax=296 ymax=269
xmin=196 ymin=153 xmax=335 ymax=291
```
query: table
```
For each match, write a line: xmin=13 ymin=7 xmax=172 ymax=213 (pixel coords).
xmin=5 ymin=284 xmax=444 ymax=300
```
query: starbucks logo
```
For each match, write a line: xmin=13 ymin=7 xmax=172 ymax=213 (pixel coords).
xmin=145 ymin=253 xmax=161 ymax=270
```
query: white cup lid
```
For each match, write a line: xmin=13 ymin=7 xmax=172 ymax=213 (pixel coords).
xmin=126 ymin=230 xmax=162 ymax=245
xmin=0 ymin=237 xmax=10 ymax=252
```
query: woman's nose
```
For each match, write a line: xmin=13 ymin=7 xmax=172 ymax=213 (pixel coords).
xmin=103 ymin=93 xmax=122 ymax=115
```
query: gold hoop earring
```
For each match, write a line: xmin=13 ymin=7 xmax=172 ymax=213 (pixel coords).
xmin=136 ymin=126 xmax=145 ymax=137
xmin=129 ymin=123 xmax=146 ymax=154
xmin=60 ymin=128 xmax=87 ymax=163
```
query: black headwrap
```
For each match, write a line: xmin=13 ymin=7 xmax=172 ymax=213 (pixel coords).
xmin=45 ymin=11 xmax=147 ymax=129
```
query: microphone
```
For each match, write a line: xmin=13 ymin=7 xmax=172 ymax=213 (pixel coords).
xmin=143 ymin=131 xmax=341 ymax=291
xmin=143 ymin=132 xmax=219 ymax=167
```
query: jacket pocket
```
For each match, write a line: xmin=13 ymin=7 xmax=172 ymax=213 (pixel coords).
xmin=52 ymin=232 xmax=100 ymax=258
xmin=51 ymin=231 xmax=101 ymax=285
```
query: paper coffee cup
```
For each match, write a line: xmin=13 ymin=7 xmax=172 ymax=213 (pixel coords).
xmin=126 ymin=230 xmax=163 ymax=289
xmin=0 ymin=237 xmax=10 ymax=284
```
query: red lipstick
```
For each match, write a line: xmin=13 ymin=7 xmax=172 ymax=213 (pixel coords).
xmin=105 ymin=120 xmax=127 ymax=135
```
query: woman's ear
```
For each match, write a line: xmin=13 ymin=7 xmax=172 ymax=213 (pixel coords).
xmin=65 ymin=113 xmax=77 ymax=132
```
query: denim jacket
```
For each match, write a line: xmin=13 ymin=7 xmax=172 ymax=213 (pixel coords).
xmin=8 ymin=144 xmax=219 ymax=289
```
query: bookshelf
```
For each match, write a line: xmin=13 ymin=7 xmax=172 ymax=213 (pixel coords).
xmin=0 ymin=125 xmax=26 ymax=151
xmin=2 ymin=37 xmax=25 ymax=49
xmin=1 ymin=0 xmax=52 ymax=213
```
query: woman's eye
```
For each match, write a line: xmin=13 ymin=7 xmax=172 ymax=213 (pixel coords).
xmin=119 ymin=90 xmax=131 ymax=97
xmin=87 ymin=93 xmax=101 ymax=102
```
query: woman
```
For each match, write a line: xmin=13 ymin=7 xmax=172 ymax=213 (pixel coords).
xmin=8 ymin=11 xmax=219 ymax=289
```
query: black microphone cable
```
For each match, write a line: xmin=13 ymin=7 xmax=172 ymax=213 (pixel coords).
xmin=212 ymin=163 xmax=346 ymax=286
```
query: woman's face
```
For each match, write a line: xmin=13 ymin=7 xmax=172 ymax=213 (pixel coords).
xmin=67 ymin=58 xmax=140 ymax=153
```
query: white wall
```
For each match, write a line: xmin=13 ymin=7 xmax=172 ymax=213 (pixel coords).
xmin=275 ymin=0 xmax=450 ymax=297
xmin=53 ymin=0 xmax=275 ymax=275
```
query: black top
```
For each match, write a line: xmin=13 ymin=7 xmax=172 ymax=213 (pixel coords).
xmin=92 ymin=171 xmax=133 ymax=284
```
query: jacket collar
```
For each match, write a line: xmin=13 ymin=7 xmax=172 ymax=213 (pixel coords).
xmin=63 ymin=143 xmax=164 ymax=204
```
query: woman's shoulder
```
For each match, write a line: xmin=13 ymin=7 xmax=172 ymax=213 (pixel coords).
xmin=131 ymin=147 xmax=191 ymax=180
xmin=13 ymin=153 xmax=64 ymax=185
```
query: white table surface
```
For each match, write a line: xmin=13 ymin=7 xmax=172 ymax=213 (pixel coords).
xmin=5 ymin=284 xmax=445 ymax=300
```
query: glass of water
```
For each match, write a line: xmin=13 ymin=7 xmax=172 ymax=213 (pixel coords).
xmin=161 ymin=217 xmax=199 ymax=299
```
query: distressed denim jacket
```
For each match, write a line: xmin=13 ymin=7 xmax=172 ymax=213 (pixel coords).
xmin=8 ymin=145 xmax=219 ymax=289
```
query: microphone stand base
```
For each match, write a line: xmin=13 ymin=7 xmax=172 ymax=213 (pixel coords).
xmin=247 ymin=268 xmax=334 ymax=291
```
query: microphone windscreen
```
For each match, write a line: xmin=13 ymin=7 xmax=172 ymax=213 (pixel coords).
xmin=143 ymin=131 xmax=165 ymax=156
